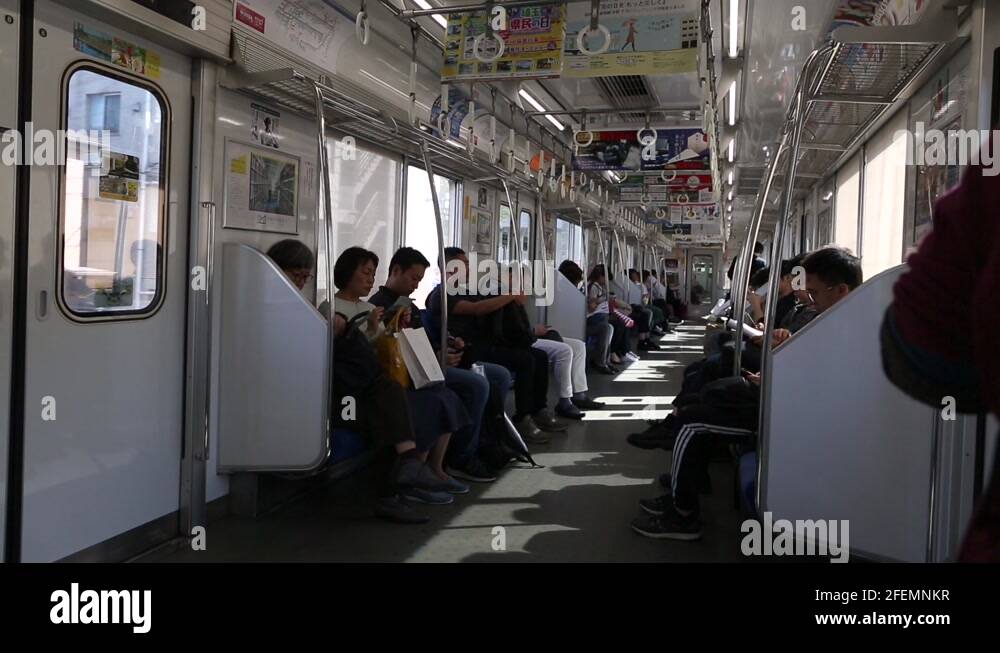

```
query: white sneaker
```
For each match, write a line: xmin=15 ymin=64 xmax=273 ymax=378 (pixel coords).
xmin=625 ymin=352 xmax=641 ymax=363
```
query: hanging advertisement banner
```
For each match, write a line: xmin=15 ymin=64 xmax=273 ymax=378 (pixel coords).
xmin=442 ymin=5 xmax=565 ymax=82
xmin=430 ymin=87 xmax=471 ymax=140
xmin=644 ymin=203 xmax=718 ymax=224
xmin=618 ymin=173 xmax=713 ymax=203
xmin=563 ymin=0 xmax=699 ymax=78
xmin=572 ymin=127 xmax=710 ymax=172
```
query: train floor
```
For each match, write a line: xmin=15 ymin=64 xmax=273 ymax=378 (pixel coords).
xmin=146 ymin=318 xmax=749 ymax=563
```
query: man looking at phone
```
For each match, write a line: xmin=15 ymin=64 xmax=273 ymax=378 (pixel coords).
xmin=370 ymin=247 xmax=502 ymax=482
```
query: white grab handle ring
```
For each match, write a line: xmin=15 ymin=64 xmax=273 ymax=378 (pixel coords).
xmin=655 ymin=208 xmax=666 ymax=220
xmin=506 ymin=151 xmax=516 ymax=174
xmin=436 ymin=111 xmax=449 ymax=135
xmin=355 ymin=11 xmax=370 ymax=46
xmin=472 ymin=33 xmax=506 ymax=63
xmin=675 ymin=193 xmax=689 ymax=204
xmin=660 ymin=169 xmax=677 ymax=183
xmin=573 ymin=130 xmax=594 ymax=149
xmin=537 ymin=169 xmax=545 ymax=189
xmin=636 ymin=127 xmax=657 ymax=144
xmin=576 ymin=24 xmax=611 ymax=56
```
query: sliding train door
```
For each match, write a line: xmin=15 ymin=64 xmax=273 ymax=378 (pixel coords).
xmin=0 ymin=0 xmax=22 ymax=561
xmin=17 ymin=0 xmax=191 ymax=561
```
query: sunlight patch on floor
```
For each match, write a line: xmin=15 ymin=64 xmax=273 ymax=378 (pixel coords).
xmin=592 ymin=395 xmax=676 ymax=405
xmin=403 ymin=450 xmax=653 ymax=562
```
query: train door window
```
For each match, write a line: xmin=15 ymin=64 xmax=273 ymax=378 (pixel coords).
xmin=555 ymin=217 xmax=583 ymax=266
xmin=861 ymin=111 xmax=908 ymax=279
xmin=834 ymin=152 xmax=861 ymax=253
xmin=404 ymin=165 xmax=459 ymax=308
xmin=497 ymin=203 xmax=513 ymax=263
xmin=518 ymin=209 xmax=532 ymax=262
xmin=324 ymin=142 xmax=399 ymax=298
xmin=60 ymin=67 xmax=166 ymax=317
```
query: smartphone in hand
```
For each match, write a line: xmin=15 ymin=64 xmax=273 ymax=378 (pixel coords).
xmin=383 ymin=295 xmax=413 ymax=324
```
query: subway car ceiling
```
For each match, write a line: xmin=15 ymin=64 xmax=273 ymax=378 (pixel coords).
xmin=1 ymin=0 xmax=997 ymax=564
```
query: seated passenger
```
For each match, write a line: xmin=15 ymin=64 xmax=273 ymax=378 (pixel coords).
xmin=369 ymin=246 xmax=505 ymax=483
xmin=628 ymin=268 xmax=666 ymax=340
xmin=589 ymin=265 xmax=633 ymax=367
xmin=427 ymin=247 xmax=566 ymax=444
xmin=328 ymin=246 xmax=474 ymax=504
xmin=631 ymin=246 xmax=863 ymax=541
xmin=494 ymin=266 xmax=605 ymax=420
xmin=574 ymin=263 xmax=616 ymax=375
xmin=266 ymin=240 xmax=457 ymax=524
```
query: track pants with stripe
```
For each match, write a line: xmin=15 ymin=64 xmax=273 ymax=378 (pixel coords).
xmin=669 ymin=404 xmax=757 ymax=512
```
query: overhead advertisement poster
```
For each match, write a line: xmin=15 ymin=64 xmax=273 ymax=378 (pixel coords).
xmin=442 ymin=5 xmax=566 ymax=82
xmin=429 ymin=87 xmax=471 ymax=140
xmin=233 ymin=0 xmax=351 ymax=74
xmin=563 ymin=0 xmax=699 ymax=78
xmin=618 ymin=173 xmax=713 ymax=204
xmin=572 ymin=127 xmax=710 ymax=172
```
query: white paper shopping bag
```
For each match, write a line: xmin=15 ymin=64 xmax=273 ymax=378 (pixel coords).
xmin=398 ymin=327 xmax=445 ymax=389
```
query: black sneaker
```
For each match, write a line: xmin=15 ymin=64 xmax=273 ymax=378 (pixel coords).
xmin=531 ymin=410 xmax=568 ymax=432
xmin=626 ymin=425 xmax=676 ymax=450
xmin=631 ymin=507 xmax=702 ymax=541
xmin=638 ymin=491 xmax=673 ymax=516
xmin=375 ymin=495 xmax=430 ymax=524
xmin=555 ymin=402 xmax=584 ymax=420
xmin=514 ymin=417 xmax=550 ymax=444
xmin=446 ymin=457 xmax=497 ymax=483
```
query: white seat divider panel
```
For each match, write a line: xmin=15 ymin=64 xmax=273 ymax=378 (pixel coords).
xmin=217 ymin=243 xmax=330 ymax=472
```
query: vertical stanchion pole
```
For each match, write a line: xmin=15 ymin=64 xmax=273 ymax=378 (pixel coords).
xmin=756 ymin=46 xmax=831 ymax=515
xmin=420 ymin=140 xmax=449 ymax=370
xmin=312 ymin=83 xmax=336 ymax=444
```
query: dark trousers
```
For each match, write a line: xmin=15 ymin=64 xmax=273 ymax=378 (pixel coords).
xmin=668 ymin=403 xmax=757 ymax=512
xmin=630 ymin=305 xmax=653 ymax=333
xmin=610 ymin=320 xmax=630 ymax=356
xmin=472 ymin=343 xmax=549 ymax=420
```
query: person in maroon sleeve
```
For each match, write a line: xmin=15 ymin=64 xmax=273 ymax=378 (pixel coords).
xmin=881 ymin=129 xmax=1000 ymax=562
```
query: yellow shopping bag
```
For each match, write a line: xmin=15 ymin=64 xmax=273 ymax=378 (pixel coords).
xmin=374 ymin=309 xmax=410 ymax=388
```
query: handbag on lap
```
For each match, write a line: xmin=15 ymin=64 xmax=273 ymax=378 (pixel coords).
xmin=333 ymin=311 xmax=384 ymax=398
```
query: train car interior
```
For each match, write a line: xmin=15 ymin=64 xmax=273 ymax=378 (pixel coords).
xmin=0 ymin=0 xmax=997 ymax=564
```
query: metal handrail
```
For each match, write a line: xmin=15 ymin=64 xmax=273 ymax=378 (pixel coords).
xmin=420 ymin=140 xmax=450 ymax=371
xmin=754 ymin=44 xmax=836 ymax=515
xmin=731 ymin=131 xmax=789 ymax=375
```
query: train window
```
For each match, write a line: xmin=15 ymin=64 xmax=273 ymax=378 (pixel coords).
xmin=321 ymin=142 xmax=399 ymax=297
xmin=60 ymin=66 xmax=167 ymax=317
xmin=833 ymin=152 xmax=861 ymax=253
xmin=518 ymin=209 xmax=532 ymax=261
xmin=860 ymin=111 xmax=908 ymax=279
xmin=555 ymin=218 xmax=583 ymax=267
xmin=404 ymin=164 xmax=459 ymax=308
